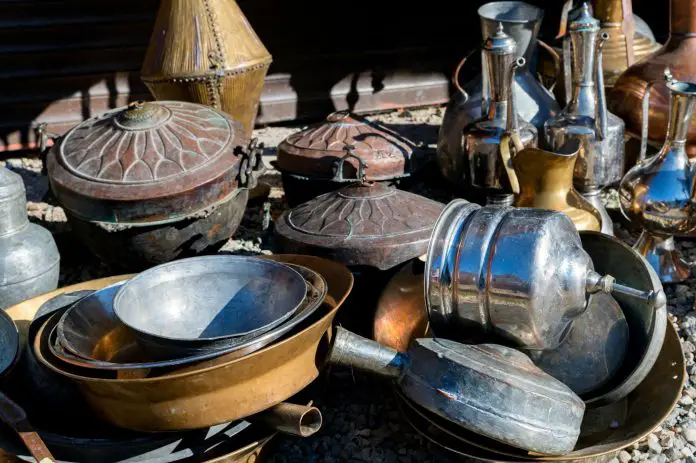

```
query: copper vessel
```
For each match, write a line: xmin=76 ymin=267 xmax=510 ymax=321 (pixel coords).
xmin=32 ymin=255 xmax=353 ymax=432
xmin=45 ymin=100 xmax=265 ymax=269
xmin=274 ymin=146 xmax=445 ymax=271
xmin=610 ymin=0 xmax=696 ymax=158
xmin=619 ymin=69 xmax=696 ymax=283
xmin=512 ymin=139 xmax=602 ymax=231
xmin=373 ymin=260 xmax=429 ymax=352
xmin=140 ymin=0 xmax=272 ymax=138
xmin=275 ymin=111 xmax=429 ymax=206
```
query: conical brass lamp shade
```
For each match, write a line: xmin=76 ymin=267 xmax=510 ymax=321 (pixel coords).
xmin=140 ymin=0 xmax=272 ymax=138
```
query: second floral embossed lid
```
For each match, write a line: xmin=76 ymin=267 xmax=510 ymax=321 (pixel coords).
xmin=46 ymin=100 xmax=252 ymax=224
xmin=276 ymin=111 xmax=427 ymax=181
xmin=274 ymin=179 xmax=445 ymax=270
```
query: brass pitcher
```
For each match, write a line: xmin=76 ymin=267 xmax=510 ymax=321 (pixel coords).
xmin=512 ymin=139 xmax=603 ymax=232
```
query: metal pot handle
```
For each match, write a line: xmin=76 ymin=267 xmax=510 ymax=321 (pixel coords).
xmin=34 ymin=123 xmax=60 ymax=176
xmin=332 ymin=145 xmax=368 ymax=182
xmin=499 ymin=132 xmax=523 ymax=195
xmin=451 ymin=48 xmax=478 ymax=102
xmin=639 ymin=69 xmax=674 ymax=162
xmin=238 ymin=138 xmax=268 ymax=189
xmin=536 ymin=39 xmax=562 ymax=93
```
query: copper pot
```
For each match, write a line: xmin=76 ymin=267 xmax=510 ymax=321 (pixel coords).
xmin=610 ymin=0 xmax=696 ymax=159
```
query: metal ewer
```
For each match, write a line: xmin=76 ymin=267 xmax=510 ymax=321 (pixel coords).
xmin=437 ymin=1 xmax=560 ymax=189
xmin=458 ymin=24 xmax=537 ymax=205
xmin=619 ymin=69 xmax=696 ymax=283
xmin=329 ymin=326 xmax=585 ymax=455
xmin=0 ymin=167 xmax=59 ymax=310
xmin=424 ymin=199 xmax=665 ymax=350
xmin=545 ymin=3 xmax=625 ymax=236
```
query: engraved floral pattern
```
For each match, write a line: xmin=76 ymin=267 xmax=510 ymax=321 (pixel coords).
xmin=59 ymin=102 xmax=233 ymax=184
xmin=287 ymin=185 xmax=442 ymax=239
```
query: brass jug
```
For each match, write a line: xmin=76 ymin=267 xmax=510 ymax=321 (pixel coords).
xmin=544 ymin=3 xmax=625 ymax=236
xmin=460 ymin=24 xmax=538 ymax=205
xmin=512 ymin=139 xmax=602 ymax=232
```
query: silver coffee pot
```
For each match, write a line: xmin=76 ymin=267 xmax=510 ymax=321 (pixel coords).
xmin=0 ymin=167 xmax=60 ymax=309
xmin=544 ymin=3 xmax=625 ymax=236
xmin=619 ymin=69 xmax=696 ymax=283
xmin=425 ymin=199 xmax=664 ymax=350
xmin=457 ymin=24 xmax=538 ymax=205
xmin=438 ymin=1 xmax=560 ymax=188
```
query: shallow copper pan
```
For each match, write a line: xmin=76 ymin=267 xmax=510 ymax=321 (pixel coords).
xmin=34 ymin=254 xmax=353 ymax=432
xmin=395 ymin=321 xmax=684 ymax=461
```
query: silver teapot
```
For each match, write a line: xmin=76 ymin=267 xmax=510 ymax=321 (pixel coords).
xmin=0 ymin=167 xmax=59 ymax=309
xmin=437 ymin=1 xmax=560 ymax=188
xmin=544 ymin=3 xmax=625 ymax=236
xmin=425 ymin=199 xmax=664 ymax=350
xmin=457 ymin=24 xmax=538 ymax=205
xmin=619 ymin=69 xmax=696 ymax=283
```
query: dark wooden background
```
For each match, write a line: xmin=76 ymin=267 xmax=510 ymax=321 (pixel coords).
xmin=0 ymin=0 xmax=668 ymax=154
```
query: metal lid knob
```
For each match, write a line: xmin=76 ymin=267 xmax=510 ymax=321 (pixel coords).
xmin=115 ymin=101 xmax=172 ymax=130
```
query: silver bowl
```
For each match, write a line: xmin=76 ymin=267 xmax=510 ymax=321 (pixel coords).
xmin=54 ymin=263 xmax=326 ymax=370
xmin=113 ymin=255 xmax=308 ymax=359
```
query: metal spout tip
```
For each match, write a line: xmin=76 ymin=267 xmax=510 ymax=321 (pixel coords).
xmin=496 ymin=22 xmax=504 ymax=34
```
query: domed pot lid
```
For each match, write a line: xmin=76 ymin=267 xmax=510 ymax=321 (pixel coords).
xmin=274 ymin=149 xmax=444 ymax=270
xmin=46 ymin=100 xmax=264 ymax=224
xmin=276 ymin=111 xmax=428 ymax=182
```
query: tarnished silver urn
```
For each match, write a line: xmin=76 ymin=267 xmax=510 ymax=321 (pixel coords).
xmin=425 ymin=199 xmax=664 ymax=350
xmin=0 ymin=167 xmax=59 ymax=309
xmin=544 ymin=3 xmax=625 ymax=236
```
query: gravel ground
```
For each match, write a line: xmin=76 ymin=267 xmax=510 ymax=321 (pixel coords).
xmin=6 ymin=106 xmax=695 ymax=462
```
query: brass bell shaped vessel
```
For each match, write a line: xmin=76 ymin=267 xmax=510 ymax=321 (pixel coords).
xmin=619 ymin=69 xmax=696 ymax=283
xmin=512 ymin=139 xmax=602 ymax=232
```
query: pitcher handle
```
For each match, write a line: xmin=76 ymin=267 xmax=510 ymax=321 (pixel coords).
xmin=639 ymin=70 xmax=673 ymax=162
xmin=536 ymin=39 xmax=562 ymax=93
xmin=499 ymin=132 xmax=523 ymax=195
xmin=452 ymin=48 xmax=477 ymax=102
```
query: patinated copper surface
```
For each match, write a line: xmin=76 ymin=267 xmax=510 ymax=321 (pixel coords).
xmin=610 ymin=0 xmax=696 ymax=158
xmin=274 ymin=181 xmax=445 ymax=271
xmin=277 ymin=111 xmax=424 ymax=181
xmin=47 ymin=100 xmax=257 ymax=224
xmin=276 ymin=112 xmax=428 ymax=205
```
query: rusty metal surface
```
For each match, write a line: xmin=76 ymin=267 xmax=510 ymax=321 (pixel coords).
xmin=46 ymin=100 xmax=257 ymax=224
xmin=395 ymin=321 xmax=683 ymax=461
xmin=275 ymin=180 xmax=444 ymax=271
xmin=276 ymin=111 xmax=428 ymax=204
xmin=512 ymin=140 xmax=603 ymax=232
xmin=33 ymin=255 xmax=353 ymax=432
xmin=373 ymin=260 xmax=429 ymax=352
xmin=65 ymin=188 xmax=249 ymax=270
xmin=609 ymin=0 xmax=696 ymax=158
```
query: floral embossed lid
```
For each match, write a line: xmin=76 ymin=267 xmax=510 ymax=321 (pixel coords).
xmin=276 ymin=111 xmax=427 ymax=182
xmin=274 ymin=154 xmax=445 ymax=270
xmin=47 ymin=100 xmax=258 ymax=224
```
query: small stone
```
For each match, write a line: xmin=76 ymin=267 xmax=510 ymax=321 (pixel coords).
xmin=607 ymin=458 xmax=619 ymax=463
xmin=633 ymin=449 xmax=644 ymax=460
xmin=684 ymin=447 xmax=694 ymax=459
xmin=682 ymin=396 xmax=694 ymax=406
xmin=664 ymin=448 xmax=681 ymax=461
xmin=687 ymin=387 xmax=696 ymax=399
xmin=619 ymin=450 xmax=632 ymax=463
xmin=660 ymin=430 xmax=675 ymax=448
xmin=648 ymin=434 xmax=663 ymax=454
xmin=685 ymin=428 xmax=696 ymax=443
